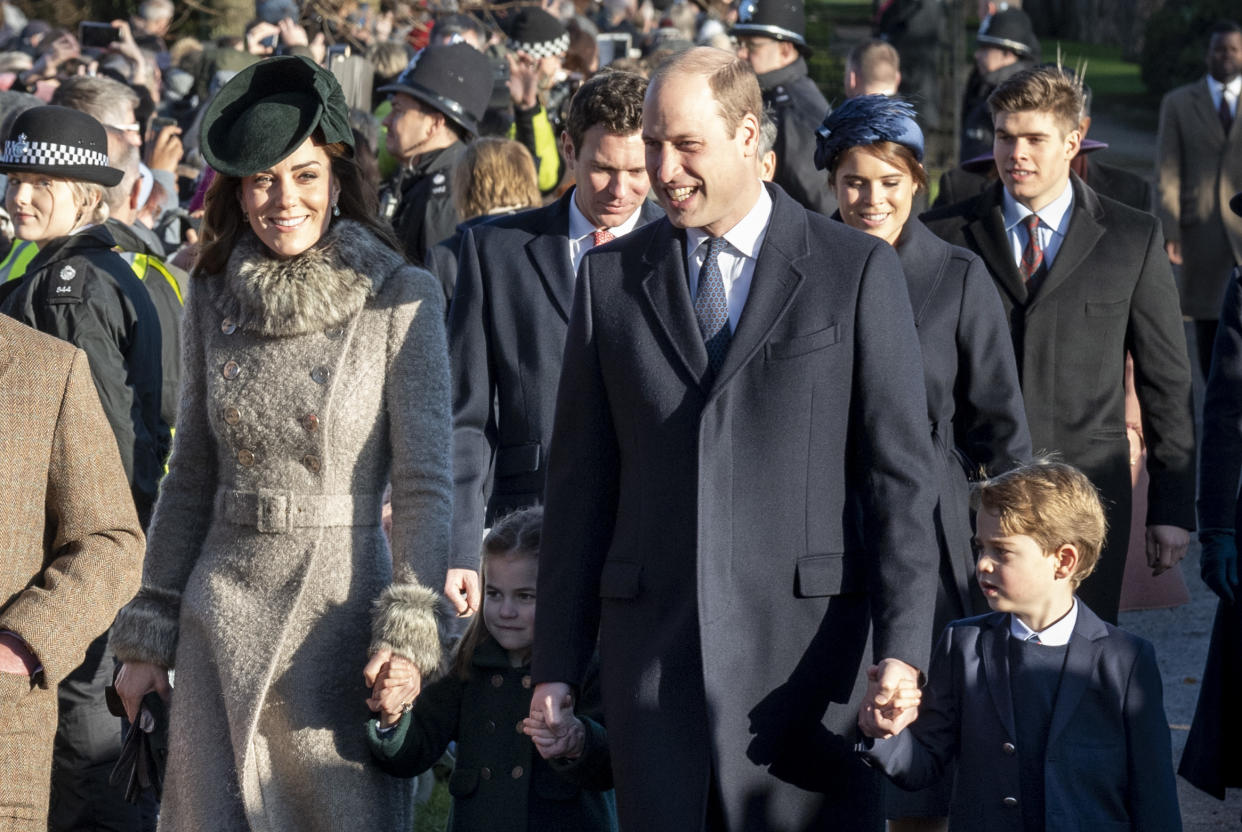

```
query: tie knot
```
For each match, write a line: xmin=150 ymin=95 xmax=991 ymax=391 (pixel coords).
xmin=1024 ymin=214 xmax=1041 ymax=233
xmin=1026 ymin=632 xmax=1042 ymax=644
xmin=592 ymin=228 xmax=615 ymax=247
xmin=706 ymin=236 xmax=729 ymax=258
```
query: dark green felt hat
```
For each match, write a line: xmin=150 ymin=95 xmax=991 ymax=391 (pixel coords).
xmin=200 ymin=55 xmax=353 ymax=177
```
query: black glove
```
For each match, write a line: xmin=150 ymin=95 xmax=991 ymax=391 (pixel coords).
xmin=1199 ymin=528 xmax=1239 ymax=604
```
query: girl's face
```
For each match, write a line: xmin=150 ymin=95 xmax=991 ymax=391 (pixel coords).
xmin=5 ymin=171 xmax=86 ymax=242
xmin=483 ymin=554 xmax=538 ymax=665
xmin=833 ymin=146 xmax=917 ymax=247
xmin=237 ymin=137 xmax=340 ymax=259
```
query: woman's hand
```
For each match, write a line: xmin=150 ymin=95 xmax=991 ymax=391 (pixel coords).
xmin=444 ymin=568 xmax=480 ymax=617
xmin=364 ymin=649 xmax=422 ymax=726
xmin=114 ymin=661 xmax=172 ymax=723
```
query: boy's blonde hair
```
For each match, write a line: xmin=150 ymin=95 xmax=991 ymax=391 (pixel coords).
xmin=973 ymin=459 xmax=1107 ymax=586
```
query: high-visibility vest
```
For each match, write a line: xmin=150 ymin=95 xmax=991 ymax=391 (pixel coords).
xmin=0 ymin=239 xmax=38 ymax=282
xmin=121 ymin=250 xmax=184 ymax=305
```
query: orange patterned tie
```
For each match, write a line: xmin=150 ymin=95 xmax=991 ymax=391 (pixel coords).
xmin=592 ymin=228 xmax=615 ymax=247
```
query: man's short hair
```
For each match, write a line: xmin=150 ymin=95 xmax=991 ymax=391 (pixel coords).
xmin=846 ymin=40 xmax=900 ymax=87
xmin=138 ymin=0 xmax=174 ymax=22
xmin=757 ymin=108 xmax=777 ymax=158
xmin=51 ymin=75 xmax=140 ymax=129
xmin=973 ymin=459 xmax=1107 ymax=587
xmin=650 ymin=46 xmax=762 ymax=137
xmin=565 ymin=69 xmax=648 ymax=153
xmin=986 ymin=64 xmax=1084 ymax=137
xmin=1209 ymin=19 xmax=1242 ymax=39
xmin=103 ymin=126 xmax=141 ymax=212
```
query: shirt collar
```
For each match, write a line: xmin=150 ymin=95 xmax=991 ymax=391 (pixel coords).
xmin=1009 ymin=597 xmax=1078 ymax=647
xmin=1001 ymin=178 xmax=1074 ymax=234
xmin=567 ymin=188 xmax=645 ymax=243
xmin=685 ymin=184 xmax=772 ymax=259
xmin=1208 ymin=74 xmax=1242 ymax=99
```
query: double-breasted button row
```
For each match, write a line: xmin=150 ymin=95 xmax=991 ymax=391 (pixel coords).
xmin=310 ymin=366 xmax=330 ymax=384
xmin=1002 ymin=796 xmax=1018 ymax=808
xmin=491 ymin=674 xmax=504 ymax=688
xmin=1001 ymin=742 xmax=1016 ymax=755
xmin=302 ymin=454 xmax=321 ymax=473
xmin=221 ymin=317 xmax=237 ymax=335
xmin=223 ymin=406 xmax=241 ymax=425
xmin=303 ymin=413 xmax=319 ymax=432
xmin=238 ymin=449 xmax=255 ymax=467
xmin=222 ymin=360 xmax=240 ymax=380
xmin=480 ymin=767 xmax=492 ymax=781
xmin=511 ymin=766 xmax=524 ymax=779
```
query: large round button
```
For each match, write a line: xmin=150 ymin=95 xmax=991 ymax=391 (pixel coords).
xmin=222 ymin=361 xmax=240 ymax=380
xmin=479 ymin=767 xmax=492 ymax=781
xmin=515 ymin=720 xmax=525 ymax=734
xmin=521 ymin=675 xmax=532 ymax=689
xmin=484 ymin=720 xmax=496 ymax=734
xmin=302 ymin=454 xmax=322 ymax=474
xmin=237 ymin=449 xmax=255 ymax=467
xmin=1002 ymin=742 xmax=1016 ymax=755
xmin=491 ymin=674 xmax=503 ymax=688
xmin=310 ymin=366 xmax=330 ymax=384
xmin=303 ymin=413 xmax=319 ymax=433
xmin=510 ymin=766 xmax=524 ymax=779
xmin=221 ymin=318 xmax=237 ymax=335
xmin=1002 ymin=797 xmax=1018 ymax=808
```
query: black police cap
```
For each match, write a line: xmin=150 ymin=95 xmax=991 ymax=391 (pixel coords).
xmin=377 ymin=44 xmax=493 ymax=137
xmin=732 ymin=0 xmax=810 ymax=57
xmin=0 ymin=105 xmax=122 ymax=187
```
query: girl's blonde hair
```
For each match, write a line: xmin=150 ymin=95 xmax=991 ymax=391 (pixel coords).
xmin=451 ymin=506 xmax=543 ymax=679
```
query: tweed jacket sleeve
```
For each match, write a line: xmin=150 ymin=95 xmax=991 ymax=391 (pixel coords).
xmin=0 ymin=346 xmax=145 ymax=685
xmin=111 ymin=279 xmax=219 ymax=668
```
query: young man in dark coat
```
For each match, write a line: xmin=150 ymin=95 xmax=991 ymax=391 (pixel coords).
xmin=922 ymin=66 xmax=1196 ymax=625
xmin=445 ymin=70 xmax=663 ymax=616
xmin=530 ymin=48 xmax=940 ymax=831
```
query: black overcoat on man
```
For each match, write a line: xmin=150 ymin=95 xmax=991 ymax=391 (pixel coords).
xmin=532 ymin=185 xmax=941 ymax=831
xmin=922 ymin=176 xmax=1196 ymax=623
xmin=447 ymin=191 xmax=663 ymax=571
xmin=757 ymin=58 xmax=835 ymax=216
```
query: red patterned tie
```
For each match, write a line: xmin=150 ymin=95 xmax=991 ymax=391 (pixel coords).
xmin=592 ymin=228 xmax=615 ymax=247
xmin=1020 ymin=215 xmax=1043 ymax=283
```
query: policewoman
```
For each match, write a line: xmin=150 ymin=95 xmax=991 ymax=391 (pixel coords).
xmin=111 ymin=56 xmax=452 ymax=831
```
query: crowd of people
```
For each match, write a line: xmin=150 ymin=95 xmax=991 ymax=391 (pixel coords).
xmin=1 ymin=0 xmax=1241 ymax=830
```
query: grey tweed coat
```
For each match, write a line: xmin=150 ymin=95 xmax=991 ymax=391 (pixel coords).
xmin=110 ymin=220 xmax=452 ymax=832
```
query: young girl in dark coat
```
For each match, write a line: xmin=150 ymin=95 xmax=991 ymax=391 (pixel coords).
xmin=366 ymin=506 xmax=617 ymax=832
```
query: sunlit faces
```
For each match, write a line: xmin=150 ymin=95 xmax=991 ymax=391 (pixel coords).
xmin=974 ymin=509 xmax=1077 ymax=628
xmin=383 ymin=93 xmax=442 ymax=163
xmin=562 ymin=125 xmax=649 ymax=229
xmin=643 ymin=71 xmax=761 ymax=237
xmin=482 ymin=554 xmax=538 ymax=664
xmin=833 ymin=146 xmax=916 ymax=247
xmin=993 ymin=109 xmax=1079 ymax=212
xmin=5 ymin=172 xmax=89 ymax=242
xmin=238 ymin=138 xmax=340 ymax=259
xmin=736 ymin=36 xmax=794 ymax=76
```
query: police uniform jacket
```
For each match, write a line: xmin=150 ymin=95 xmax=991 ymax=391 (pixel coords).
xmin=384 ymin=140 xmax=467 ymax=267
xmin=960 ymin=59 xmax=1035 ymax=161
xmin=0 ymin=225 xmax=166 ymax=524
xmin=756 ymin=57 xmax=836 ymax=215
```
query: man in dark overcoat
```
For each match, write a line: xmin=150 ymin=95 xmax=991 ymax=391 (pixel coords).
xmin=530 ymin=48 xmax=940 ymax=831
xmin=923 ymin=66 xmax=1196 ymax=624
xmin=444 ymin=70 xmax=663 ymax=615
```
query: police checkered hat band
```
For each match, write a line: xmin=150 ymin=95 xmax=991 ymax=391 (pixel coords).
xmin=504 ymin=8 xmax=569 ymax=58
xmin=508 ymin=31 xmax=569 ymax=58
xmin=1 ymin=137 xmax=110 ymax=171
xmin=0 ymin=105 xmax=122 ymax=186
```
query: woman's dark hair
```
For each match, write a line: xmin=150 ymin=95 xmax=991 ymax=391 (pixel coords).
xmin=450 ymin=506 xmax=543 ymax=680
xmin=194 ymin=132 xmax=399 ymax=277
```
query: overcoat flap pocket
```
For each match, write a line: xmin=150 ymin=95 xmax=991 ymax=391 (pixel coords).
xmin=495 ymin=443 xmax=542 ymax=477
xmin=599 ymin=560 xmax=642 ymax=599
xmin=448 ymin=767 xmax=479 ymax=797
xmin=1085 ymin=299 xmax=1128 ymax=318
xmin=794 ymin=553 xmax=862 ymax=598
xmin=766 ymin=325 xmax=840 ymax=360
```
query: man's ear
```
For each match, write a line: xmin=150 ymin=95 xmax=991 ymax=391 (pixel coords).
xmin=1052 ymin=543 xmax=1080 ymax=581
xmin=128 ymin=177 xmax=142 ymax=211
xmin=739 ymin=112 xmax=761 ymax=158
xmin=559 ymin=130 xmax=576 ymax=168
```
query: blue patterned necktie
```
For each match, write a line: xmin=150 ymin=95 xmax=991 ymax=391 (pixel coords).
xmin=695 ymin=236 xmax=732 ymax=373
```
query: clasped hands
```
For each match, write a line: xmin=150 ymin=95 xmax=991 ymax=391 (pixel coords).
xmin=857 ymin=657 xmax=922 ymax=739
xmin=364 ymin=649 xmax=422 ymax=727
xmin=523 ymin=682 xmax=586 ymax=760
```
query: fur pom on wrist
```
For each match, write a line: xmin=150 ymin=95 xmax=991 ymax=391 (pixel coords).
xmin=110 ymin=587 xmax=181 ymax=669
xmin=370 ymin=583 xmax=450 ymax=680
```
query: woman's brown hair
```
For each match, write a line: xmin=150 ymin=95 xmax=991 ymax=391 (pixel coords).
xmin=451 ymin=137 xmax=541 ymax=222
xmin=194 ymin=134 xmax=400 ymax=277
xmin=830 ymin=141 xmax=929 ymax=193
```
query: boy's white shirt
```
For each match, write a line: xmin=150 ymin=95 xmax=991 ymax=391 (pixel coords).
xmin=1007 ymin=598 xmax=1078 ymax=646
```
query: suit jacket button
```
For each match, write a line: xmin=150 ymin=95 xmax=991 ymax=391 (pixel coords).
xmin=1002 ymin=797 xmax=1018 ymax=808
xmin=310 ymin=366 xmax=330 ymax=384
xmin=237 ymin=449 xmax=255 ymax=467
xmin=491 ymin=674 xmax=503 ymax=687
xmin=221 ymin=318 xmax=237 ymax=335
xmin=485 ymin=720 xmax=496 ymax=734
xmin=223 ymin=406 xmax=241 ymax=425
xmin=1002 ymin=742 xmax=1016 ymax=755
xmin=222 ymin=360 xmax=240 ymax=380
xmin=511 ymin=766 xmax=524 ymax=779
xmin=480 ymin=767 xmax=491 ymax=780
xmin=302 ymin=454 xmax=321 ymax=473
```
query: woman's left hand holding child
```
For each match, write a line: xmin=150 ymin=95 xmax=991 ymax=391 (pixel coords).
xmin=364 ymin=651 xmax=421 ymax=727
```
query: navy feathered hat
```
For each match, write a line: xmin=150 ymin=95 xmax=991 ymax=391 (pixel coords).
xmin=813 ymin=95 xmax=924 ymax=172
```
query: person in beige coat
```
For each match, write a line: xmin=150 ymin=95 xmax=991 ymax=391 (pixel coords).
xmin=110 ymin=57 xmax=451 ymax=831
xmin=1156 ymin=20 xmax=1242 ymax=377
xmin=0 ymin=314 xmax=145 ymax=829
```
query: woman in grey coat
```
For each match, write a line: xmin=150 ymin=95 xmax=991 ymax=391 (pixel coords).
xmin=110 ymin=56 xmax=450 ymax=831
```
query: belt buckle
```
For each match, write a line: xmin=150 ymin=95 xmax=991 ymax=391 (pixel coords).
xmin=255 ymin=489 xmax=291 ymax=533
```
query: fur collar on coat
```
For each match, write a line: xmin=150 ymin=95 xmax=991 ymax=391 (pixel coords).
xmin=218 ymin=219 xmax=404 ymax=337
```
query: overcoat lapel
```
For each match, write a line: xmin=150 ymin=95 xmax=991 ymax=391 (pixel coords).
xmin=1047 ymin=604 xmax=1108 ymax=747
xmin=899 ymin=219 xmax=950 ymax=326
xmin=1190 ymin=80 xmax=1230 ymax=142
xmin=1028 ymin=176 xmax=1104 ymax=309
xmin=980 ymin=617 xmax=1018 ymax=741
xmin=640 ymin=220 xmax=711 ymax=391
xmin=965 ymin=186 xmax=1028 ymax=307
xmin=527 ymin=196 xmax=574 ymax=322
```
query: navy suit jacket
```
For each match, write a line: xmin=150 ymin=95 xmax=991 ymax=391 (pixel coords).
xmin=862 ymin=603 xmax=1181 ymax=832
xmin=446 ymin=191 xmax=662 ymax=570
xmin=533 ymin=184 xmax=941 ymax=831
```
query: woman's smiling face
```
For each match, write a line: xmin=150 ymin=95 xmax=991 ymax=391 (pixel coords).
xmin=238 ymin=138 xmax=340 ymax=258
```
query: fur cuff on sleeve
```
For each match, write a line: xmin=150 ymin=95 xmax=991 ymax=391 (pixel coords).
xmin=110 ymin=587 xmax=181 ymax=668
xmin=370 ymin=583 xmax=450 ymax=680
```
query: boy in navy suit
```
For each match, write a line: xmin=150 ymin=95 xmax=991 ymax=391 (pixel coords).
xmin=860 ymin=460 xmax=1181 ymax=831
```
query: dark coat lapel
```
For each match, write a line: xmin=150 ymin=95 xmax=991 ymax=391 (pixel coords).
xmin=1028 ymin=174 xmax=1104 ymax=310
xmin=897 ymin=218 xmax=950 ymax=326
xmin=965 ymin=184 xmax=1028 ymax=306
xmin=980 ymin=615 xmax=1018 ymax=741
xmin=526 ymin=193 xmax=574 ymax=321
xmin=1047 ymin=603 xmax=1109 ymax=747
xmin=640 ymin=219 xmax=711 ymax=389
xmin=712 ymin=187 xmax=807 ymax=391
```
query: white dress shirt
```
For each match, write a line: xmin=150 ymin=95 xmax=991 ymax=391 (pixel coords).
xmin=685 ymin=185 xmax=773 ymax=332
xmin=567 ymin=192 xmax=646 ymax=274
xmin=1008 ymin=598 xmax=1078 ymax=646
xmin=1207 ymin=74 xmax=1241 ymax=122
xmin=1001 ymin=179 xmax=1074 ymax=273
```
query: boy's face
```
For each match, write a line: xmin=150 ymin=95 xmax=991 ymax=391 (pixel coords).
xmin=974 ymin=509 xmax=1076 ymax=623
xmin=993 ymin=108 xmax=1080 ymax=213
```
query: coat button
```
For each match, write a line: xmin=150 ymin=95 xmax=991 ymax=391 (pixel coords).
xmin=480 ymin=767 xmax=491 ymax=781
xmin=303 ymin=413 xmax=319 ymax=432
xmin=521 ymin=675 xmax=532 ymax=689
xmin=1002 ymin=797 xmax=1018 ymax=808
xmin=491 ymin=674 xmax=503 ymax=687
xmin=302 ymin=454 xmax=322 ymax=473
xmin=221 ymin=318 xmax=237 ymax=335
xmin=222 ymin=360 xmax=240 ymax=380
xmin=326 ymin=327 xmax=344 ymax=339
xmin=223 ymin=406 xmax=241 ymax=425
xmin=1002 ymin=742 xmax=1016 ymax=755
xmin=484 ymin=720 xmax=496 ymax=734
xmin=237 ymin=449 xmax=255 ymax=467
xmin=310 ymin=366 xmax=330 ymax=384
xmin=516 ymin=720 xmax=525 ymax=734
xmin=511 ymin=766 xmax=524 ymax=779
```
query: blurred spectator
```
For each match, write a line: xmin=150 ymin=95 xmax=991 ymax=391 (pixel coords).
xmin=504 ymin=8 xmax=569 ymax=194
xmin=758 ymin=107 xmax=777 ymax=181
xmin=432 ymin=13 xmax=488 ymax=49
xmin=131 ymin=0 xmax=174 ymax=55
xmin=845 ymin=39 xmax=901 ymax=97
xmin=53 ymin=75 xmax=142 ymax=147
xmin=959 ymin=7 xmax=1038 ymax=161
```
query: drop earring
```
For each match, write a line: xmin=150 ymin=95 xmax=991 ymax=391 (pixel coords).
xmin=332 ymin=203 xmax=340 ymax=217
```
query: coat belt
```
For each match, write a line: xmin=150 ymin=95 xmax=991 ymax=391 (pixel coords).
xmin=216 ymin=488 xmax=384 ymax=533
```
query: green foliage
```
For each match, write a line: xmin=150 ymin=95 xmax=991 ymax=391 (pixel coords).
xmin=413 ymin=775 xmax=453 ymax=832
xmin=1140 ymin=0 xmax=1238 ymax=97
xmin=805 ymin=2 xmax=844 ymax=104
